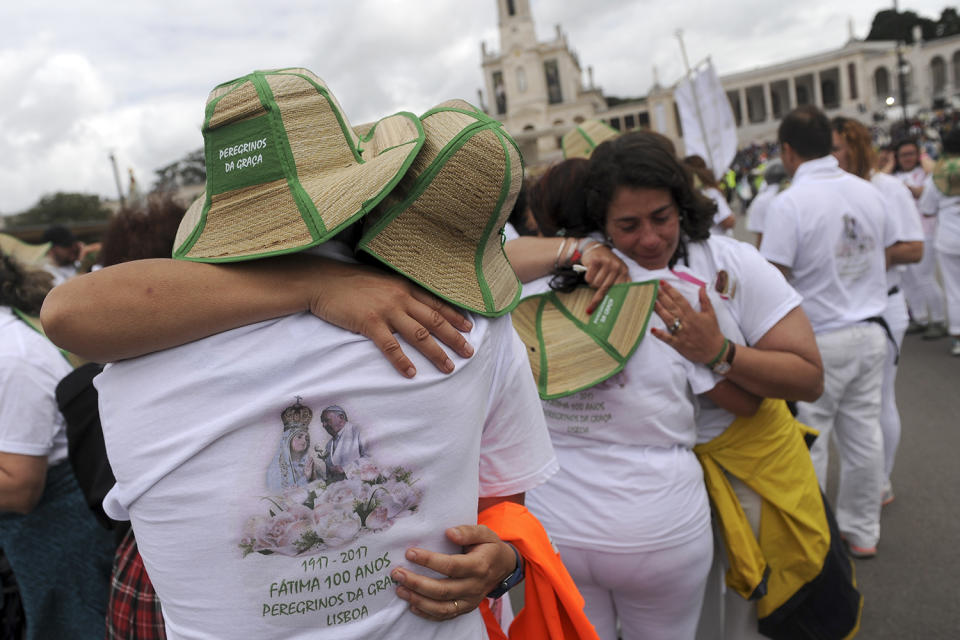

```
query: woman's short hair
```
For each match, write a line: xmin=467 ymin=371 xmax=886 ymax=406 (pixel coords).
xmin=0 ymin=251 xmax=53 ymax=316
xmin=831 ymin=117 xmax=877 ymax=180
xmin=585 ymin=132 xmax=715 ymax=265
xmin=527 ymin=158 xmax=592 ymax=237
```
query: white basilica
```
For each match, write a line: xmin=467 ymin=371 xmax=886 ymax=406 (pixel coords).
xmin=480 ymin=0 xmax=960 ymax=166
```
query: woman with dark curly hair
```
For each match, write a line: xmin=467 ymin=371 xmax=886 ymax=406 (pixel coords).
xmin=514 ymin=133 xmax=763 ymax=639
xmin=0 ymin=251 xmax=114 ymax=639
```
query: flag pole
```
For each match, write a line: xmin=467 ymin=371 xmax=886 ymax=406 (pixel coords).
xmin=675 ymin=30 xmax=716 ymax=174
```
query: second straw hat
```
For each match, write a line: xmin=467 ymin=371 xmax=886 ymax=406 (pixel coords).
xmin=562 ymin=119 xmax=620 ymax=160
xmin=511 ymin=281 xmax=658 ymax=399
xmin=173 ymin=68 xmax=424 ymax=261
xmin=358 ymin=100 xmax=523 ymax=317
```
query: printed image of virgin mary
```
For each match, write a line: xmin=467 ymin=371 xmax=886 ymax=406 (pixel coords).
xmin=265 ymin=397 xmax=317 ymax=491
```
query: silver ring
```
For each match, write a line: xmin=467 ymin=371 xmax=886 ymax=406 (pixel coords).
xmin=669 ymin=318 xmax=682 ymax=334
xmin=453 ymin=599 xmax=460 ymax=613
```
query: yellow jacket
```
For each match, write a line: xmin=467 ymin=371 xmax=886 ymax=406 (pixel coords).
xmin=694 ymin=398 xmax=862 ymax=638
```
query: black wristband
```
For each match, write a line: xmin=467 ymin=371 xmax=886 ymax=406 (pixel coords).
xmin=486 ymin=544 xmax=524 ymax=599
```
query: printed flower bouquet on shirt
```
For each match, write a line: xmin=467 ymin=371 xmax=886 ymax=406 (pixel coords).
xmin=239 ymin=456 xmax=423 ymax=558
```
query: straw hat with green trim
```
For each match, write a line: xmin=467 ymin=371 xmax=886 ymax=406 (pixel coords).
xmin=562 ymin=120 xmax=620 ymax=160
xmin=357 ymin=99 xmax=523 ymax=317
xmin=173 ymin=68 xmax=424 ymax=261
xmin=511 ymin=281 xmax=658 ymax=399
xmin=0 ymin=234 xmax=51 ymax=268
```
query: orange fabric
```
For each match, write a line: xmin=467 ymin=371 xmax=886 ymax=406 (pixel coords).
xmin=478 ymin=502 xmax=600 ymax=640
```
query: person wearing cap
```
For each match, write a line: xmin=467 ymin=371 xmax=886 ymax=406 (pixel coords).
xmin=43 ymin=70 xmax=561 ymax=639
xmin=760 ymin=106 xmax=899 ymax=560
xmin=0 ymin=250 xmax=115 ymax=640
xmin=42 ymin=224 xmax=83 ymax=285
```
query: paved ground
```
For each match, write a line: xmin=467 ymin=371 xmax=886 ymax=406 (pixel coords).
xmin=834 ymin=331 xmax=960 ymax=638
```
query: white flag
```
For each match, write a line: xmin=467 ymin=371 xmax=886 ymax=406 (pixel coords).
xmin=674 ymin=62 xmax=738 ymax=180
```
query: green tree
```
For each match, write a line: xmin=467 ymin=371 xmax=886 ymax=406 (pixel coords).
xmin=5 ymin=192 xmax=110 ymax=228
xmin=866 ymin=7 xmax=955 ymax=43
xmin=152 ymin=148 xmax=206 ymax=192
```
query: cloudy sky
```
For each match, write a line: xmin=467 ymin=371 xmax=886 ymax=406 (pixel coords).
xmin=0 ymin=0 xmax=951 ymax=214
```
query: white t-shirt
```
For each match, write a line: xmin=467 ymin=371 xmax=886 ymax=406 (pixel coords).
xmin=522 ymin=264 xmax=719 ymax=553
xmin=97 ymin=310 xmax=557 ymax=639
xmin=745 ymin=182 xmax=781 ymax=235
xmin=705 ymin=187 xmax=734 ymax=236
xmin=761 ymin=155 xmax=897 ymax=334
xmin=0 ymin=307 xmax=71 ymax=464
xmin=918 ymin=174 xmax=960 ymax=256
xmin=871 ymin=171 xmax=925 ymax=290
xmin=43 ymin=262 xmax=78 ymax=287
xmin=897 ymin=166 xmax=934 ymax=235
xmin=678 ymin=236 xmax=803 ymax=443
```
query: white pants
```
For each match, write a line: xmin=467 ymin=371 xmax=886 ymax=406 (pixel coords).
xmin=880 ymin=291 xmax=909 ymax=483
xmin=937 ymin=249 xmax=960 ymax=335
xmin=902 ymin=233 xmax=946 ymax=323
xmin=801 ymin=323 xmax=886 ymax=549
xmin=559 ymin=534 xmax=713 ymax=640
xmin=695 ymin=476 xmax=765 ymax=640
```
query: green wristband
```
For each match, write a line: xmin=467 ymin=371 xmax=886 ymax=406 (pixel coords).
xmin=707 ymin=338 xmax=729 ymax=368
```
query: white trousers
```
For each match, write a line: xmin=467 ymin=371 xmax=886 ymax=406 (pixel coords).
xmin=801 ymin=323 xmax=886 ymax=549
xmin=937 ymin=249 xmax=960 ymax=335
xmin=880 ymin=291 xmax=909 ymax=484
xmin=559 ymin=534 xmax=713 ymax=640
xmin=902 ymin=233 xmax=946 ymax=323
xmin=695 ymin=476 xmax=765 ymax=640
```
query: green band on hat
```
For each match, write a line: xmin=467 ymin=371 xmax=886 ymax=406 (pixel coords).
xmin=204 ymin=114 xmax=286 ymax=196
xmin=513 ymin=280 xmax=658 ymax=400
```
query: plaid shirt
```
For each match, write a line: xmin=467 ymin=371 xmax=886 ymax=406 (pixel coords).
xmin=107 ymin=528 xmax=166 ymax=639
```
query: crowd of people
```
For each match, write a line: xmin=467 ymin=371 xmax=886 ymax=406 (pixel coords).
xmin=0 ymin=64 xmax=958 ymax=640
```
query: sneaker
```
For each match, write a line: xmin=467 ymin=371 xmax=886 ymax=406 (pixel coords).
xmin=846 ymin=541 xmax=877 ymax=559
xmin=906 ymin=320 xmax=928 ymax=335
xmin=952 ymin=338 xmax=960 ymax=357
xmin=882 ymin=488 xmax=895 ymax=507
xmin=922 ymin=322 xmax=948 ymax=340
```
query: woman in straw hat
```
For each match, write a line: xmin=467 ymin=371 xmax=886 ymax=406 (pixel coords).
xmin=0 ymin=250 xmax=115 ymax=639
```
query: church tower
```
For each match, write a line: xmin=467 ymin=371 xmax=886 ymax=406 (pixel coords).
xmin=480 ymin=0 xmax=606 ymax=165
xmin=497 ymin=0 xmax=536 ymax=54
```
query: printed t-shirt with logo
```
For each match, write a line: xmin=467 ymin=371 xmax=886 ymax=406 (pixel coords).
xmin=96 ymin=311 xmax=557 ymax=639
xmin=0 ymin=307 xmax=71 ymax=464
xmin=760 ymin=155 xmax=897 ymax=334
xmin=523 ymin=265 xmax=720 ymax=554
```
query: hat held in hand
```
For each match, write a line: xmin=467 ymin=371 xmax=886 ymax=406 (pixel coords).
xmin=512 ymin=281 xmax=657 ymax=399
xmin=358 ymin=100 xmax=523 ymax=317
xmin=174 ymin=68 xmax=424 ymax=261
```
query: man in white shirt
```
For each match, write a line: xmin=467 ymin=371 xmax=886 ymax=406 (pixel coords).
xmin=319 ymin=405 xmax=367 ymax=482
xmin=760 ymin=106 xmax=896 ymax=559
xmin=41 ymin=225 xmax=82 ymax=286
